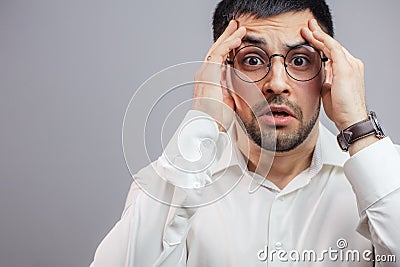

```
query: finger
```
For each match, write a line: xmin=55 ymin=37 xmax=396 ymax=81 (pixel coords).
xmin=213 ymin=20 xmax=239 ymax=48
xmin=205 ymin=38 xmax=241 ymax=63
xmin=215 ymin=27 xmax=246 ymax=57
xmin=308 ymin=19 xmax=347 ymax=63
xmin=224 ymin=26 xmax=247 ymax=43
xmin=205 ymin=26 xmax=246 ymax=63
xmin=300 ymin=26 xmax=331 ymax=58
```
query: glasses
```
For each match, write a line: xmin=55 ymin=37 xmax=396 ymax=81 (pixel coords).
xmin=226 ymin=44 xmax=328 ymax=83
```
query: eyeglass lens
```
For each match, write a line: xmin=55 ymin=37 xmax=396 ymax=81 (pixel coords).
xmin=232 ymin=45 xmax=324 ymax=83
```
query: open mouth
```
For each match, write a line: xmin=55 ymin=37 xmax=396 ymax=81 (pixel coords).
xmin=266 ymin=110 xmax=291 ymax=117
xmin=258 ymin=106 xmax=296 ymax=126
xmin=264 ymin=106 xmax=295 ymax=118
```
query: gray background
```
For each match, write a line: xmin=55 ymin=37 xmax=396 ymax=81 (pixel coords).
xmin=0 ymin=1 xmax=399 ymax=266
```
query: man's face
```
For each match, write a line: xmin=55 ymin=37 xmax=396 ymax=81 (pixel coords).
xmin=228 ymin=10 xmax=325 ymax=152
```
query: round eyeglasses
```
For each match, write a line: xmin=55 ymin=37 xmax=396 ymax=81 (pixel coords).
xmin=226 ymin=44 xmax=328 ymax=83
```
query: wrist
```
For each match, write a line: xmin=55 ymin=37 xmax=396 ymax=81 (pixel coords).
xmin=348 ymin=134 xmax=380 ymax=156
xmin=336 ymin=111 xmax=385 ymax=152
xmin=336 ymin=112 xmax=368 ymax=132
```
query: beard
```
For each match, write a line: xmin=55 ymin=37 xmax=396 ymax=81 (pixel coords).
xmin=237 ymin=95 xmax=320 ymax=152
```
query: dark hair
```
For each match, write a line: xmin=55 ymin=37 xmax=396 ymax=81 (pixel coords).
xmin=212 ymin=0 xmax=334 ymax=41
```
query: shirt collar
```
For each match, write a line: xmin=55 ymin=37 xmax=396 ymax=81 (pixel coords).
xmin=319 ymin=122 xmax=349 ymax=167
xmin=211 ymin=122 xmax=348 ymax=176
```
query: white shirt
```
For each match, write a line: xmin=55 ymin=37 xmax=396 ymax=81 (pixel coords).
xmin=91 ymin=110 xmax=400 ymax=267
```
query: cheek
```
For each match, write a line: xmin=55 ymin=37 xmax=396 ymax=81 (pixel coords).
xmin=230 ymin=90 xmax=260 ymax=124
xmin=295 ymin=80 xmax=322 ymax=118
xmin=228 ymin=67 xmax=263 ymax=97
xmin=305 ymin=73 xmax=324 ymax=95
xmin=231 ymin=92 xmax=251 ymax=119
xmin=230 ymin=77 xmax=268 ymax=115
xmin=231 ymin=84 xmax=265 ymax=109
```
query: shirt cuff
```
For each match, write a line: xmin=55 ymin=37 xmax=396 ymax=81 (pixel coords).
xmin=344 ymin=137 xmax=400 ymax=212
xmin=160 ymin=109 xmax=228 ymax=189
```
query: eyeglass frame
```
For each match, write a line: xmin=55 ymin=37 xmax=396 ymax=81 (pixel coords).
xmin=225 ymin=44 xmax=329 ymax=83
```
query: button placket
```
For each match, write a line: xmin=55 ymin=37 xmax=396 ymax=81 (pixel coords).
xmin=267 ymin=196 xmax=288 ymax=265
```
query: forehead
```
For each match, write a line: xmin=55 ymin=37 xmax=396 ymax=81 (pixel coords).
xmin=236 ymin=9 xmax=315 ymax=50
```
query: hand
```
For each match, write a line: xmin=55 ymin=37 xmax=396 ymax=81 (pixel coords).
xmin=192 ymin=20 xmax=246 ymax=131
xmin=301 ymin=19 xmax=368 ymax=131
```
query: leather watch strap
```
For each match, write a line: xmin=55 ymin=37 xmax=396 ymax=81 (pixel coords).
xmin=337 ymin=117 xmax=375 ymax=151
xmin=337 ymin=111 xmax=385 ymax=152
xmin=344 ymin=118 xmax=376 ymax=143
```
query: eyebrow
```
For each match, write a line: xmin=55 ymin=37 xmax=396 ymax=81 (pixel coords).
xmin=284 ymin=40 xmax=310 ymax=50
xmin=241 ymin=35 xmax=310 ymax=50
xmin=241 ymin=35 xmax=267 ymax=46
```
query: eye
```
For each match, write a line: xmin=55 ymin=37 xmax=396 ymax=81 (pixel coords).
xmin=289 ymin=56 xmax=310 ymax=67
xmin=243 ymin=56 xmax=264 ymax=66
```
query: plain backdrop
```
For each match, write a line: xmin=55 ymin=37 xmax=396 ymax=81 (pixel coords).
xmin=0 ymin=1 xmax=399 ymax=266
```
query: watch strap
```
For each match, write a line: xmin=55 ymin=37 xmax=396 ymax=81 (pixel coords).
xmin=337 ymin=117 xmax=376 ymax=152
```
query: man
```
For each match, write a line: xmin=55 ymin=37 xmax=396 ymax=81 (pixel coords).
xmin=91 ymin=0 xmax=400 ymax=266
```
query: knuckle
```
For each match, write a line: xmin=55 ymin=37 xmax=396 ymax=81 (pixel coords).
xmin=222 ymin=46 xmax=230 ymax=56
xmin=205 ymin=50 xmax=214 ymax=60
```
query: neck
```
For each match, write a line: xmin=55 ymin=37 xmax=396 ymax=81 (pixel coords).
xmin=236 ymin=122 xmax=319 ymax=190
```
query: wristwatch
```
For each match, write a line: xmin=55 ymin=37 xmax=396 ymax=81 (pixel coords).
xmin=337 ymin=111 xmax=385 ymax=152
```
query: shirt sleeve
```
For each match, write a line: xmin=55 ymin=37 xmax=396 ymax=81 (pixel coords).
xmin=343 ymin=137 xmax=400 ymax=264
xmin=90 ymin=110 xmax=226 ymax=267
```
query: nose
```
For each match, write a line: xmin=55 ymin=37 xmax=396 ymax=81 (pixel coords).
xmin=261 ymin=54 xmax=291 ymax=95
